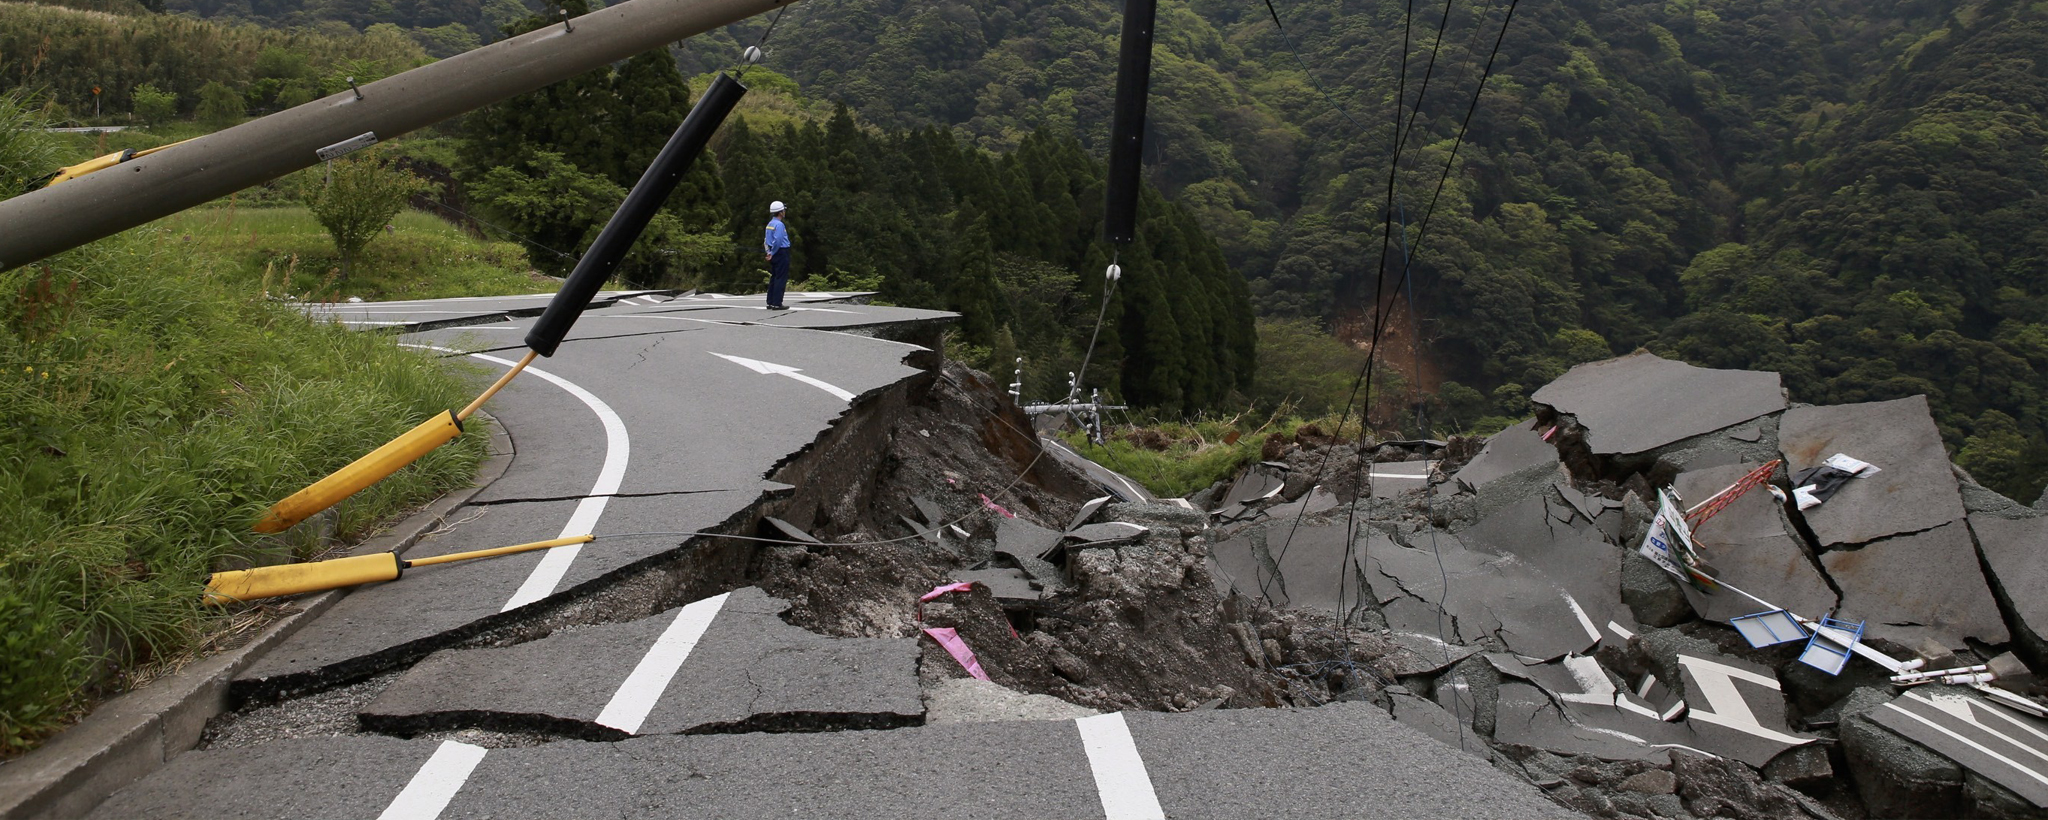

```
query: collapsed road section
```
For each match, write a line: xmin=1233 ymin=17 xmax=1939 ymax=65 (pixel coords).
xmin=1207 ymin=351 xmax=2048 ymax=819
xmin=60 ymin=291 xmax=1571 ymax=819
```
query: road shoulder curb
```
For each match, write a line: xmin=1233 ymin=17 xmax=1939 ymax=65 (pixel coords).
xmin=0 ymin=412 xmax=515 ymax=820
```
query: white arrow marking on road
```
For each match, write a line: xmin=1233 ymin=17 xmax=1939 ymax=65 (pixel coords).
xmin=711 ymin=352 xmax=856 ymax=402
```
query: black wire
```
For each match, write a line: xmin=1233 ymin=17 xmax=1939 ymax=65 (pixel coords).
xmin=1262 ymin=0 xmax=1418 ymax=606
xmin=1399 ymin=0 xmax=1520 ymax=291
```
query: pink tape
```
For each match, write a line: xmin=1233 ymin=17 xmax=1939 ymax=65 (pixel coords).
xmin=922 ymin=627 xmax=989 ymax=681
xmin=1541 ymin=425 xmax=1558 ymax=441
xmin=979 ymin=493 xmax=1016 ymax=518
xmin=921 ymin=582 xmax=978 ymax=603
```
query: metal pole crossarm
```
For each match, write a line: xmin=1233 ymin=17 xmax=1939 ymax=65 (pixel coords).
xmin=0 ymin=0 xmax=800 ymax=271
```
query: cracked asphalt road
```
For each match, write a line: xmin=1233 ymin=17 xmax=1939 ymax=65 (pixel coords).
xmin=90 ymin=291 xmax=1578 ymax=819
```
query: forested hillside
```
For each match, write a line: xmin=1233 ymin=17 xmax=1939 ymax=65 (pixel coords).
xmin=669 ymin=0 xmax=2048 ymax=501
xmin=6 ymin=0 xmax=2044 ymax=500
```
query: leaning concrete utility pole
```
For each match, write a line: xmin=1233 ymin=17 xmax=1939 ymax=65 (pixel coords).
xmin=0 ymin=0 xmax=799 ymax=271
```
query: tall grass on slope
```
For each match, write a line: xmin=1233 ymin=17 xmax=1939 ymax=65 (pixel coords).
xmin=158 ymin=206 xmax=547 ymax=301
xmin=0 ymin=230 xmax=487 ymax=754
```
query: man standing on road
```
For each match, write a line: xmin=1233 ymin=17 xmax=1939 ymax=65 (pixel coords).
xmin=763 ymin=201 xmax=792 ymax=310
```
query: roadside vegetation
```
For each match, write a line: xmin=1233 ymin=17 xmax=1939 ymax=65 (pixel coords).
xmin=0 ymin=93 xmax=509 ymax=755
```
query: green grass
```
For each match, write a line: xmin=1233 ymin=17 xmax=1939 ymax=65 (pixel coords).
xmin=0 ymin=225 xmax=492 ymax=755
xmin=1058 ymin=411 xmax=1347 ymax=499
xmin=155 ymin=205 xmax=551 ymax=301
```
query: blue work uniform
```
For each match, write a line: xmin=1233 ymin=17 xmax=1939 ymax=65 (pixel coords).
xmin=764 ymin=215 xmax=792 ymax=308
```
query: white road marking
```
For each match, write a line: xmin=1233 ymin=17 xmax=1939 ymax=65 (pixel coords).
xmin=1677 ymin=655 xmax=1812 ymax=745
xmin=396 ymin=346 xmax=632 ymax=610
xmin=1075 ymin=713 xmax=1166 ymax=820
xmin=1561 ymin=591 xmax=1603 ymax=643
xmin=595 ymin=592 xmax=731 ymax=734
xmin=378 ymin=346 xmax=632 ymax=817
xmin=1884 ymin=701 xmax=2048 ymax=791
xmin=711 ymin=352 xmax=856 ymax=401
xmin=377 ymin=741 xmax=488 ymax=820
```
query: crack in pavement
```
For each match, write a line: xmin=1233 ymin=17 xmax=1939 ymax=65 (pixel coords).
xmin=420 ymin=327 xmax=706 ymax=358
xmin=466 ymin=488 xmax=753 ymax=507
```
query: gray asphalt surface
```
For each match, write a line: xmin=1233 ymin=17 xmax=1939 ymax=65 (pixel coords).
xmin=95 ymin=291 xmax=1584 ymax=819
xmin=93 ymin=704 xmax=1574 ymax=819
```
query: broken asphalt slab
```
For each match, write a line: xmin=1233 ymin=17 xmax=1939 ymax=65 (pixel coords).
xmin=1039 ymin=436 xmax=1154 ymax=502
xmin=90 ymin=705 xmax=1576 ymax=819
xmin=1778 ymin=395 xmax=1967 ymax=547
xmin=238 ymin=311 xmax=938 ymax=699
xmin=360 ymin=587 xmax=921 ymax=738
xmin=1970 ymin=513 xmax=2048 ymax=671
xmin=1452 ymin=419 xmax=1558 ymax=490
xmin=233 ymin=490 xmax=776 ymax=700
xmin=1363 ymin=529 xmax=1600 ymax=660
xmin=1864 ymin=687 xmax=2048 ymax=809
xmin=1672 ymin=463 xmax=1836 ymax=623
xmin=1820 ymin=520 xmax=2009 ymax=649
xmin=1531 ymin=352 xmax=1786 ymax=456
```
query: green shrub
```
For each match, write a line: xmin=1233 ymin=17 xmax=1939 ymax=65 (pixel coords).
xmin=130 ymin=83 xmax=175 ymax=123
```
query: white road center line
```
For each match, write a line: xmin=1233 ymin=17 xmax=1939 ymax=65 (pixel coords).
xmin=1075 ymin=713 xmax=1167 ymax=820
xmin=376 ymin=741 xmax=488 ymax=820
xmin=595 ymin=592 xmax=731 ymax=734
xmin=396 ymin=346 xmax=630 ymax=611
xmin=379 ymin=346 xmax=633 ymax=818
xmin=466 ymin=351 xmax=631 ymax=611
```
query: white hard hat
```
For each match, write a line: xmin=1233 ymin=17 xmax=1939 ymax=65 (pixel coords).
xmin=769 ymin=200 xmax=786 ymax=213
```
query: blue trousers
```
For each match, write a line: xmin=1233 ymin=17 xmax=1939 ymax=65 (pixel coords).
xmin=767 ymin=248 xmax=791 ymax=307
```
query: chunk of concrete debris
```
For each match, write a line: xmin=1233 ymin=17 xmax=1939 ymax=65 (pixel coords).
xmin=1063 ymin=521 xmax=1148 ymax=546
xmin=949 ymin=569 xmax=1043 ymax=605
xmin=1386 ymin=686 xmax=1482 ymax=756
xmin=1969 ymin=513 xmax=2048 ymax=674
xmin=1451 ymin=419 xmax=1557 ymax=490
xmin=1673 ymin=463 xmax=1837 ymax=623
xmin=1065 ymin=495 xmax=1112 ymax=531
xmin=1779 ymin=395 xmax=1967 ymax=547
xmin=359 ymin=588 xmax=923 ymax=737
xmin=1223 ymin=463 xmax=1287 ymax=507
xmin=1820 ymin=521 xmax=2008 ymax=648
xmin=1530 ymin=352 xmax=1786 ymax=456
xmin=921 ymin=678 xmax=1098 ymax=724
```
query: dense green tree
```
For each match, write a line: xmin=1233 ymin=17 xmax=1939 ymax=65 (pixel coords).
xmin=194 ymin=80 xmax=244 ymax=127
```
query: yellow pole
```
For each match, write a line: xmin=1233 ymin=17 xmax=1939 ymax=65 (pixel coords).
xmin=459 ymin=349 xmax=537 ymax=421
xmin=405 ymin=534 xmax=593 ymax=567
xmin=254 ymin=410 xmax=464 ymax=533
xmin=205 ymin=553 xmax=403 ymax=605
xmin=203 ymin=534 xmax=593 ymax=605
xmin=254 ymin=348 xmax=536 ymax=533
